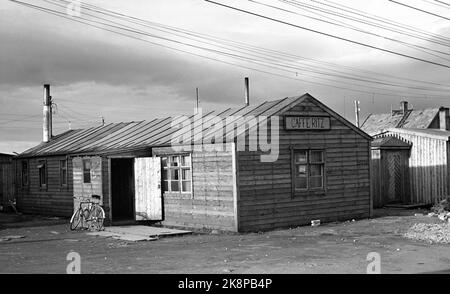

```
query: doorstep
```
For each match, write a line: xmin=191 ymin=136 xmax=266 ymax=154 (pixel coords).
xmin=87 ymin=225 xmax=192 ymax=241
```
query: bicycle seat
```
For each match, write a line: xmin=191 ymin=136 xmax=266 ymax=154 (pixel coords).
xmin=91 ymin=195 xmax=101 ymax=200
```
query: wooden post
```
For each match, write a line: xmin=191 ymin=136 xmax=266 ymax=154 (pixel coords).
xmin=354 ymin=100 xmax=360 ymax=128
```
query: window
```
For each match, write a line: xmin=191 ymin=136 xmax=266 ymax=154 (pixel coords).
xmin=21 ymin=161 xmax=28 ymax=186
xmin=60 ymin=159 xmax=67 ymax=186
xmin=293 ymin=150 xmax=325 ymax=191
xmin=162 ymin=154 xmax=192 ymax=193
xmin=38 ymin=161 xmax=47 ymax=188
xmin=83 ymin=159 xmax=91 ymax=183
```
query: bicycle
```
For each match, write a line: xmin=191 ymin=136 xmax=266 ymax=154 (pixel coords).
xmin=70 ymin=195 xmax=105 ymax=231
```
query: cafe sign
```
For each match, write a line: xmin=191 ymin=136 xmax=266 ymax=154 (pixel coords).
xmin=284 ymin=116 xmax=331 ymax=130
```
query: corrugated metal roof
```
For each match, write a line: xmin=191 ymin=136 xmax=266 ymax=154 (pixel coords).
xmin=361 ymin=108 xmax=440 ymax=136
xmin=388 ymin=128 xmax=450 ymax=140
xmin=18 ymin=95 xmax=309 ymax=157
xmin=371 ymin=136 xmax=412 ymax=149
xmin=18 ymin=93 xmax=371 ymax=157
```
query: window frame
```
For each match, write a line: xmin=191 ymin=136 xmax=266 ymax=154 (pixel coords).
xmin=291 ymin=148 xmax=326 ymax=196
xmin=161 ymin=154 xmax=193 ymax=195
xmin=82 ymin=158 xmax=92 ymax=184
xmin=38 ymin=160 xmax=47 ymax=189
xmin=21 ymin=160 xmax=29 ymax=187
xmin=60 ymin=159 xmax=68 ymax=187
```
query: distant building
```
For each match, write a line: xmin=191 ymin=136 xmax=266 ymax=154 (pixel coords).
xmin=362 ymin=101 xmax=450 ymax=207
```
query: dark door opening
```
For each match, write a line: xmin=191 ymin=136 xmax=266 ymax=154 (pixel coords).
xmin=111 ymin=158 xmax=135 ymax=221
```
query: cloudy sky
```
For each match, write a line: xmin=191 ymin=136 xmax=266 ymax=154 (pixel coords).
xmin=1 ymin=0 xmax=449 ymax=153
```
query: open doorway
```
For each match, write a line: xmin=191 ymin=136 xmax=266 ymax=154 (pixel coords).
xmin=111 ymin=158 xmax=135 ymax=222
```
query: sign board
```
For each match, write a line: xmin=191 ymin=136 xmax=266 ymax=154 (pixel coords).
xmin=285 ymin=116 xmax=331 ymax=130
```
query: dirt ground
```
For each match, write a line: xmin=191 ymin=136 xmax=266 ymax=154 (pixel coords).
xmin=0 ymin=209 xmax=449 ymax=274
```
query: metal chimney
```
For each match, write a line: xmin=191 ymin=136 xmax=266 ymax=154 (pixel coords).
xmin=244 ymin=77 xmax=250 ymax=106
xmin=43 ymin=84 xmax=52 ymax=143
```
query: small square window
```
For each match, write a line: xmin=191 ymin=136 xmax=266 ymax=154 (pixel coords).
xmin=293 ymin=150 xmax=325 ymax=192
xmin=161 ymin=154 xmax=192 ymax=195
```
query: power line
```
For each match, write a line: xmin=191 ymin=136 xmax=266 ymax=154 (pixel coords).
xmin=41 ymin=0 xmax=450 ymax=95
xmin=389 ymin=0 xmax=450 ymax=20
xmin=249 ymin=0 xmax=450 ymax=61
xmin=44 ymin=0 xmax=450 ymax=94
xmin=204 ymin=0 xmax=450 ymax=69
xmin=309 ymin=0 xmax=450 ymax=45
xmin=55 ymin=0 xmax=450 ymax=90
xmin=420 ymin=0 xmax=450 ymax=9
xmin=433 ymin=0 xmax=450 ymax=7
xmin=7 ymin=0 xmax=450 ymax=101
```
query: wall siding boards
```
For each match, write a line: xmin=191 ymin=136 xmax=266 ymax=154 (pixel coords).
xmin=16 ymin=156 xmax=73 ymax=217
xmin=152 ymin=143 xmax=236 ymax=231
xmin=237 ymin=98 xmax=371 ymax=232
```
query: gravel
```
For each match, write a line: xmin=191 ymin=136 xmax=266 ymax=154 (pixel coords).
xmin=404 ymin=223 xmax=450 ymax=244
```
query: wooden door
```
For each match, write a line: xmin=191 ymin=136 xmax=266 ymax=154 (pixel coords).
xmin=134 ymin=157 xmax=162 ymax=221
xmin=384 ymin=150 xmax=409 ymax=204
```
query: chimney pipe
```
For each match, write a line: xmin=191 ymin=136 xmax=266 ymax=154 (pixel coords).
xmin=43 ymin=84 xmax=52 ymax=143
xmin=244 ymin=77 xmax=249 ymax=106
xmin=400 ymin=101 xmax=409 ymax=115
xmin=439 ymin=107 xmax=449 ymax=131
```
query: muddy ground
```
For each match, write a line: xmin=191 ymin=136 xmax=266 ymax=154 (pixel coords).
xmin=0 ymin=209 xmax=449 ymax=274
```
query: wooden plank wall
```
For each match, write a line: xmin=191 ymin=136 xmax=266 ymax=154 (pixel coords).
xmin=72 ymin=156 xmax=103 ymax=211
xmin=153 ymin=144 xmax=236 ymax=231
xmin=386 ymin=130 xmax=448 ymax=204
xmin=237 ymin=98 xmax=371 ymax=232
xmin=0 ymin=157 xmax=15 ymax=208
xmin=15 ymin=156 xmax=73 ymax=217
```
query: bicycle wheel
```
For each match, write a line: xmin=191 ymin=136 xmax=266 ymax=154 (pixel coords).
xmin=70 ymin=208 xmax=83 ymax=231
xmin=87 ymin=205 xmax=105 ymax=231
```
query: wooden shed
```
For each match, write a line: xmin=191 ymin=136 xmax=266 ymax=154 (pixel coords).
xmin=363 ymin=101 xmax=450 ymax=206
xmin=0 ymin=153 xmax=15 ymax=211
xmin=370 ymin=135 xmax=412 ymax=208
xmin=15 ymin=93 xmax=372 ymax=232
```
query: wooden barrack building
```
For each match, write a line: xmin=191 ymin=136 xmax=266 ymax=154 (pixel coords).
xmin=15 ymin=93 xmax=372 ymax=232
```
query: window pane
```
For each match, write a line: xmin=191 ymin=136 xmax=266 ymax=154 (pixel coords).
xmin=310 ymin=151 xmax=323 ymax=163
xmin=171 ymin=169 xmax=180 ymax=180
xmin=84 ymin=172 xmax=91 ymax=183
xmin=171 ymin=180 xmax=180 ymax=191
xmin=310 ymin=164 xmax=323 ymax=176
xmin=83 ymin=159 xmax=91 ymax=170
xmin=161 ymin=157 xmax=168 ymax=167
xmin=295 ymin=177 xmax=307 ymax=189
xmin=310 ymin=176 xmax=323 ymax=188
xmin=162 ymin=169 xmax=168 ymax=180
xmin=182 ymin=181 xmax=191 ymax=192
xmin=296 ymin=165 xmax=307 ymax=176
xmin=182 ymin=169 xmax=191 ymax=180
xmin=181 ymin=155 xmax=191 ymax=167
xmin=295 ymin=151 xmax=307 ymax=163
xmin=162 ymin=180 xmax=168 ymax=192
xmin=171 ymin=156 xmax=180 ymax=167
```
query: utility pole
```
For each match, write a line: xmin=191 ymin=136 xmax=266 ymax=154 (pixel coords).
xmin=354 ymin=100 xmax=360 ymax=128
xmin=244 ymin=77 xmax=250 ymax=106
xmin=196 ymin=87 xmax=199 ymax=110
